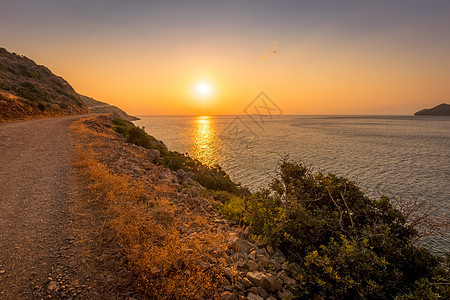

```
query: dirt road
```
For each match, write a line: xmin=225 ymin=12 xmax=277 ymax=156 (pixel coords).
xmin=0 ymin=116 xmax=85 ymax=299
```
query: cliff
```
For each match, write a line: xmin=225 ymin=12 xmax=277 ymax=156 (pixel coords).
xmin=414 ymin=103 xmax=450 ymax=116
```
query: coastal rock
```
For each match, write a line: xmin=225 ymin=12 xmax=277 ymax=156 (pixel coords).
xmin=147 ymin=149 xmax=160 ymax=162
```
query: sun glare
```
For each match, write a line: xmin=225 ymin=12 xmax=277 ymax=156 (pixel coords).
xmin=194 ymin=81 xmax=213 ymax=99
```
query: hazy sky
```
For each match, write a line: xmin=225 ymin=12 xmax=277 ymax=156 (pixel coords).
xmin=1 ymin=0 xmax=450 ymax=115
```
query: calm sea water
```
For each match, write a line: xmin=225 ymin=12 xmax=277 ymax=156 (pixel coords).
xmin=134 ymin=115 xmax=450 ymax=253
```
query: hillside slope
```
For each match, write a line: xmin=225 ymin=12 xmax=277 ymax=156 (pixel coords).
xmin=0 ymin=47 xmax=89 ymax=121
xmin=80 ymin=95 xmax=139 ymax=121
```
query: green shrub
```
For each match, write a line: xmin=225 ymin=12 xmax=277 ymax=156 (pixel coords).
xmin=112 ymin=118 xmax=242 ymax=194
xmin=15 ymin=81 xmax=48 ymax=102
xmin=245 ymin=159 xmax=449 ymax=299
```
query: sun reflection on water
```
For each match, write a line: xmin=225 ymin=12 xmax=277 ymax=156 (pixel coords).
xmin=192 ymin=116 xmax=218 ymax=167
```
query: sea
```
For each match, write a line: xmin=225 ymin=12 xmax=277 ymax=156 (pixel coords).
xmin=134 ymin=115 xmax=450 ymax=254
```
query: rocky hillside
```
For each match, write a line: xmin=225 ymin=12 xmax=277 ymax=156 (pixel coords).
xmin=80 ymin=95 xmax=139 ymax=121
xmin=414 ymin=103 xmax=450 ymax=116
xmin=0 ymin=47 xmax=89 ymax=121
xmin=73 ymin=115 xmax=299 ymax=299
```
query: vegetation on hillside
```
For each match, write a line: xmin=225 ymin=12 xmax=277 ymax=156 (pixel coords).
xmin=112 ymin=118 xmax=244 ymax=194
xmin=111 ymin=117 xmax=449 ymax=299
xmin=244 ymin=160 xmax=449 ymax=299
xmin=0 ymin=47 xmax=88 ymax=120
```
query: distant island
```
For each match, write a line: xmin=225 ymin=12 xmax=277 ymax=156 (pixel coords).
xmin=414 ymin=103 xmax=450 ymax=116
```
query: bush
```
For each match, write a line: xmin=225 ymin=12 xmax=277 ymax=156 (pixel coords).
xmin=245 ymin=159 xmax=449 ymax=299
xmin=15 ymin=81 xmax=48 ymax=102
xmin=18 ymin=65 xmax=41 ymax=78
xmin=112 ymin=118 xmax=242 ymax=194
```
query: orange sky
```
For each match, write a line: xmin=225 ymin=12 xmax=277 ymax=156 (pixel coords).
xmin=1 ymin=1 xmax=450 ymax=115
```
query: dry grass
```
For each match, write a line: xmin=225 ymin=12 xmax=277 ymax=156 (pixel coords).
xmin=71 ymin=116 xmax=228 ymax=299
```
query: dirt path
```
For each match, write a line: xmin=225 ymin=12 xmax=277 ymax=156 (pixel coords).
xmin=0 ymin=116 xmax=87 ymax=299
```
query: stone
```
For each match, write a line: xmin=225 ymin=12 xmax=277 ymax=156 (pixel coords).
xmin=223 ymin=267 xmax=234 ymax=278
xmin=247 ymin=271 xmax=264 ymax=286
xmin=241 ymin=277 xmax=253 ymax=288
xmin=257 ymin=254 xmax=269 ymax=268
xmin=260 ymin=274 xmax=282 ymax=293
xmin=274 ymin=255 xmax=286 ymax=265
xmin=147 ymin=149 xmax=160 ymax=162
xmin=248 ymin=260 xmax=260 ymax=272
xmin=257 ymin=286 xmax=269 ymax=299
xmin=220 ymin=291 xmax=237 ymax=300
xmin=266 ymin=245 xmax=274 ymax=255
xmin=248 ymin=287 xmax=259 ymax=295
xmin=176 ymin=169 xmax=186 ymax=178
xmin=269 ymin=259 xmax=282 ymax=270
xmin=281 ymin=262 xmax=290 ymax=271
xmin=234 ymin=282 xmax=246 ymax=291
xmin=247 ymin=293 xmax=263 ymax=300
xmin=228 ymin=236 xmax=251 ymax=253
xmin=248 ymin=251 xmax=256 ymax=261
xmin=278 ymin=290 xmax=294 ymax=300
xmin=267 ymin=297 xmax=277 ymax=300
xmin=224 ymin=285 xmax=233 ymax=291
xmin=237 ymin=258 xmax=248 ymax=270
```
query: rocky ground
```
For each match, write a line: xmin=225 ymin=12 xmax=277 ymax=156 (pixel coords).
xmin=77 ymin=115 xmax=301 ymax=300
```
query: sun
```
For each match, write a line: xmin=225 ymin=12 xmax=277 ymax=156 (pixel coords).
xmin=194 ymin=81 xmax=213 ymax=99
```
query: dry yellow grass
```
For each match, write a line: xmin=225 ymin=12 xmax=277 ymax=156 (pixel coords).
xmin=71 ymin=116 xmax=227 ymax=299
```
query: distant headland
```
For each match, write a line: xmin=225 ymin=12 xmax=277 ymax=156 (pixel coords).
xmin=414 ymin=103 xmax=450 ymax=116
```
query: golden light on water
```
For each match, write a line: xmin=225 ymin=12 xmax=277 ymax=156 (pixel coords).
xmin=192 ymin=116 xmax=218 ymax=166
